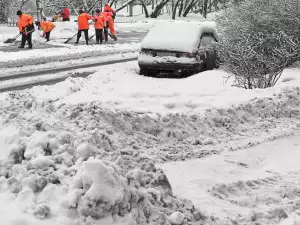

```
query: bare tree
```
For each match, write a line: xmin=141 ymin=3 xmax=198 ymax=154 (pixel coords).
xmin=182 ymin=0 xmax=197 ymax=17
xmin=202 ymin=0 xmax=208 ymax=18
xmin=139 ymin=0 xmax=149 ymax=17
xmin=150 ymin=0 xmax=170 ymax=18
xmin=171 ymin=0 xmax=180 ymax=19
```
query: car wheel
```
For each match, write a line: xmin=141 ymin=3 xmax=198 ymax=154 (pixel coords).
xmin=198 ymin=63 xmax=207 ymax=72
xmin=151 ymin=69 xmax=160 ymax=77
xmin=140 ymin=68 xmax=150 ymax=76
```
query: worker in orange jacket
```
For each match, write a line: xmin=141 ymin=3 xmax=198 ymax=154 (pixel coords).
xmin=76 ymin=9 xmax=92 ymax=45
xmin=92 ymin=9 xmax=106 ymax=44
xmin=102 ymin=10 xmax=117 ymax=41
xmin=104 ymin=3 xmax=116 ymax=19
xmin=17 ymin=10 xmax=35 ymax=49
xmin=39 ymin=17 xmax=56 ymax=42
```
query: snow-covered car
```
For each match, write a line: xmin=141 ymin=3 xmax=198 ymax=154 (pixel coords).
xmin=138 ymin=21 xmax=219 ymax=76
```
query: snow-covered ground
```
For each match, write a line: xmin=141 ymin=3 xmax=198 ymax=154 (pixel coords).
xmin=20 ymin=62 xmax=300 ymax=115
xmin=160 ymin=133 xmax=300 ymax=224
xmin=1 ymin=59 xmax=300 ymax=224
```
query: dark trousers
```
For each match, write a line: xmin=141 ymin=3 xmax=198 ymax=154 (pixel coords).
xmin=45 ymin=32 xmax=51 ymax=41
xmin=95 ymin=29 xmax=103 ymax=43
xmin=21 ymin=32 xmax=32 ymax=47
xmin=62 ymin=18 xmax=70 ymax=21
xmin=104 ymin=28 xmax=108 ymax=41
xmin=77 ymin=29 xmax=89 ymax=43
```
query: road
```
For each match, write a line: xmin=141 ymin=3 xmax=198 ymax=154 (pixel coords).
xmin=0 ymin=31 xmax=147 ymax=91
xmin=0 ymin=52 xmax=139 ymax=92
xmin=0 ymin=31 xmax=148 ymax=52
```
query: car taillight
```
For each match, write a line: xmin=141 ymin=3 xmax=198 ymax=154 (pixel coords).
xmin=181 ymin=52 xmax=196 ymax=58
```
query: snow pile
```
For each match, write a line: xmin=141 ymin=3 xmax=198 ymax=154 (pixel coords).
xmin=22 ymin=62 xmax=300 ymax=115
xmin=0 ymin=43 xmax=140 ymax=68
xmin=0 ymin=123 xmax=202 ymax=225
xmin=141 ymin=21 xmax=217 ymax=52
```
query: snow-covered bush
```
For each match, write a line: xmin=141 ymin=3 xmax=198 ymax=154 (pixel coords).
xmin=216 ymin=0 xmax=300 ymax=89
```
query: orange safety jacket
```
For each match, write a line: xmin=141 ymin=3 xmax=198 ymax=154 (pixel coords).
xmin=78 ymin=13 xmax=92 ymax=30
xmin=93 ymin=14 xmax=106 ymax=29
xmin=40 ymin=21 xmax=56 ymax=33
xmin=104 ymin=4 xmax=115 ymax=13
xmin=17 ymin=14 xmax=34 ymax=32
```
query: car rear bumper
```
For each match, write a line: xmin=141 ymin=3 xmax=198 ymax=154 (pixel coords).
xmin=139 ymin=62 xmax=200 ymax=71
xmin=138 ymin=54 xmax=200 ymax=71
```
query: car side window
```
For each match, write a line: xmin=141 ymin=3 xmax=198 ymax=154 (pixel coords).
xmin=199 ymin=33 xmax=216 ymax=50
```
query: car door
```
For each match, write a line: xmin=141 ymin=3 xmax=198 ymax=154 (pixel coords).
xmin=199 ymin=33 xmax=218 ymax=69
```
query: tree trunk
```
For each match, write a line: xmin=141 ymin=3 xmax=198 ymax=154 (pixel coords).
xmin=182 ymin=0 xmax=197 ymax=17
xmin=183 ymin=0 xmax=189 ymax=11
xmin=208 ymin=0 xmax=211 ymax=12
xmin=129 ymin=2 xmax=133 ymax=16
xmin=116 ymin=0 xmax=135 ymax=12
xmin=202 ymin=0 xmax=208 ymax=18
xmin=213 ymin=0 xmax=218 ymax=11
xmin=150 ymin=0 xmax=169 ymax=18
xmin=172 ymin=0 xmax=181 ymax=19
xmin=178 ymin=0 xmax=184 ymax=16
xmin=110 ymin=0 xmax=117 ymax=7
xmin=140 ymin=0 xmax=149 ymax=17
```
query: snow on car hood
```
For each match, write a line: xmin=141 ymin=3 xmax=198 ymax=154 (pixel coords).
xmin=140 ymin=21 xmax=217 ymax=53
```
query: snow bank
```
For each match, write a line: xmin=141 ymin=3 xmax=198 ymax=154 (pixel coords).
xmin=0 ymin=43 xmax=140 ymax=68
xmin=141 ymin=21 xmax=217 ymax=52
xmin=20 ymin=62 xmax=300 ymax=115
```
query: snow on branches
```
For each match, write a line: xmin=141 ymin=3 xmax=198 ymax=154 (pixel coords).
xmin=216 ymin=0 xmax=300 ymax=89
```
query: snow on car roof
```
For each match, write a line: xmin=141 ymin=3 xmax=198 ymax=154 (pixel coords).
xmin=141 ymin=21 xmax=217 ymax=53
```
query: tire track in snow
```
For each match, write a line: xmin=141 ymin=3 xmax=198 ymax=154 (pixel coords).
xmin=208 ymin=172 xmax=300 ymax=223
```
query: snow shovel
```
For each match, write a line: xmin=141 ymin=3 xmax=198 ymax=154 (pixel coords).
xmin=88 ymin=34 xmax=95 ymax=41
xmin=3 ymin=27 xmax=34 ymax=44
xmin=64 ymin=32 xmax=78 ymax=43
xmin=65 ymin=21 xmax=94 ymax=44
xmin=4 ymin=32 xmax=22 ymax=44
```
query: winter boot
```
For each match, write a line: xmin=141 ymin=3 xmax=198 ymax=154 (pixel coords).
xmin=18 ymin=45 xmax=24 ymax=48
xmin=27 ymin=45 xmax=32 ymax=49
xmin=86 ymin=41 xmax=88 ymax=45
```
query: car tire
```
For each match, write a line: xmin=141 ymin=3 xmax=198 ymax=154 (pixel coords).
xmin=198 ymin=63 xmax=207 ymax=72
xmin=140 ymin=68 xmax=150 ymax=76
